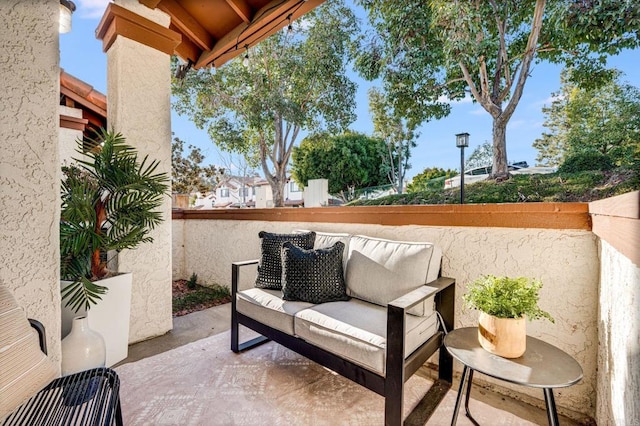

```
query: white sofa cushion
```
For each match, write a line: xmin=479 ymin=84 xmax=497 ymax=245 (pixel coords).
xmin=294 ymin=298 xmax=439 ymax=375
xmin=236 ymin=288 xmax=314 ymax=335
xmin=294 ymin=230 xmax=351 ymax=268
xmin=345 ymin=235 xmax=441 ymax=316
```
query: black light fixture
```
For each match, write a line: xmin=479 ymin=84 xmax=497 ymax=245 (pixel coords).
xmin=59 ymin=0 xmax=76 ymax=34
xmin=287 ymin=15 xmax=293 ymax=33
xmin=242 ymin=45 xmax=250 ymax=67
xmin=455 ymin=132 xmax=470 ymax=204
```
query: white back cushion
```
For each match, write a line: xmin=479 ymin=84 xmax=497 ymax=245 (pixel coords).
xmin=345 ymin=235 xmax=441 ymax=315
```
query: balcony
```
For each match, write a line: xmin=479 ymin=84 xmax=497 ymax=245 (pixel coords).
xmin=106 ymin=192 xmax=635 ymax=425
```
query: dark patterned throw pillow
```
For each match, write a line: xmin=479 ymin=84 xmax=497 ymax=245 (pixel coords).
xmin=255 ymin=231 xmax=316 ymax=289
xmin=281 ymin=241 xmax=350 ymax=304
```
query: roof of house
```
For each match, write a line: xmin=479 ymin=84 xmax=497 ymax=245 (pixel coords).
xmin=59 ymin=70 xmax=107 ymax=136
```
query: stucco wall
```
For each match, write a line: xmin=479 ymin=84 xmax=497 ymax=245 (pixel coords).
xmin=0 ymin=1 xmax=62 ymax=367
xmin=59 ymin=105 xmax=84 ymax=165
xmin=107 ymin=1 xmax=173 ymax=344
xmin=173 ymin=218 xmax=599 ymax=418
xmin=597 ymin=239 xmax=640 ymax=425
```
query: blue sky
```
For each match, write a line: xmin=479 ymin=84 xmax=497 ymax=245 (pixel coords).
xmin=61 ymin=1 xmax=640 ymax=180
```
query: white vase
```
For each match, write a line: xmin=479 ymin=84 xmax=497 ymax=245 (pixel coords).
xmin=61 ymin=316 xmax=106 ymax=376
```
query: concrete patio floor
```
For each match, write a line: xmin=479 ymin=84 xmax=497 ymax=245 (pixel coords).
xmin=117 ymin=304 xmax=586 ymax=425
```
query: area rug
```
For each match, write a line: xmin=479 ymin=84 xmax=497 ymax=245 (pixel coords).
xmin=115 ymin=331 xmax=537 ymax=425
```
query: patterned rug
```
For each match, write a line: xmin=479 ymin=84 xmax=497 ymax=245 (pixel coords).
xmin=115 ymin=331 xmax=538 ymax=425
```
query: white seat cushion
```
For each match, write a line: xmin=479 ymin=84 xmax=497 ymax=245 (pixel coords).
xmin=0 ymin=286 xmax=57 ymax=420
xmin=345 ymin=235 xmax=441 ymax=316
xmin=236 ymin=288 xmax=314 ymax=335
xmin=294 ymin=298 xmax=439 ymax=375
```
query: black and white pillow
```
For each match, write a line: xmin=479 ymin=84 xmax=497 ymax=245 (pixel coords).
xmin=255 ymin=231 xmax=316 ymax=289
xmin=281 ymin=241 xmax=350 ymax=304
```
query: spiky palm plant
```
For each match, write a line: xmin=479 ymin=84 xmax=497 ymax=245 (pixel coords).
xmin=61 ymin=129 xmax=169 ymax=312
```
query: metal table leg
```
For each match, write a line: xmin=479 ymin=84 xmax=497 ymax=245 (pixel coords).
xmin=464 ymin=370 xmax=480 ymax=426
xmin=451 ymin=366 xmax=469 ymax=425
xmin=543 ymin=388 xmax=559 ymax=426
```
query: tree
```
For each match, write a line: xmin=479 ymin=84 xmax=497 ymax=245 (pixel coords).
xmin=534 ymin=70 xmax=640 ymax=167
xmin=355 ymin=0 xmax=640 ymax=179
xmin=406 ymin=167 xmax=458 ymax=193
xmin=291 ymin=132 xmax=388 ymax=202
xmin=171 ymin=136 xmax=222 ymax=195
xmin=369 ymin=87 xmax=418 ymax=194
xmin=172 ymin=0 xmax=358 ymax=206
xmin=466 ymin=141 xmax=493 ymax=169
xmin=217 ymin=151 xmax=259 ymax=205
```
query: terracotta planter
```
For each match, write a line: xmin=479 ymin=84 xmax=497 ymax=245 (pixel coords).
xmin=478 ymin=312 xmax=526 ymax=358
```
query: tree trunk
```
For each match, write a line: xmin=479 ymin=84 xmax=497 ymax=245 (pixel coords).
xmin=397 ymin=143 xmax=404 ymax=194
xmin=492 ymin=118 xmax=509 ymax=178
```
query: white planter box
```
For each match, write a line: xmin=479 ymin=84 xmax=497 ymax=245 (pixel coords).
xmin=61 ymin=272 xmax=133 ymax=367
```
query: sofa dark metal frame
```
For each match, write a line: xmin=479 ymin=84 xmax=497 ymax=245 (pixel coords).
xmin=2 ymin=320 xmax=123 ymax=426
xmin=231 ymin=259 xmax=455 ymax=426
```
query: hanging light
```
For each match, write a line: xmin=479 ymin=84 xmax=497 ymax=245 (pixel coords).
xmin=242 ymin=45 xmax=250 ymax=67
xmin=287 ymin=15 xmax=293 ymax=33
xmin=59 ymin=0 xmax=76 ymax=34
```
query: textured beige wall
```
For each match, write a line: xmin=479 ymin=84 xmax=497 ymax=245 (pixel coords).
xmin=597 ymin=240 xmax=640 ymax=425
xmin=0 ymin=1 xmax=62 ymax=367
xmin=107 ymin=2 xmax=173 ymax=343
xmin=59 ymin=105 xmax=84 ymax=165
xmin=173 ymin=219 xmax=599 ymax=418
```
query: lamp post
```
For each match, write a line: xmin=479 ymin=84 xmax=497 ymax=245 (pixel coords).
xmin=455 ymin=132 xmax=470 ymax=204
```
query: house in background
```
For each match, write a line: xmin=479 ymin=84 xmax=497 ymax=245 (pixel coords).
xmin=196 ymin=175 xmax=304 ymax=208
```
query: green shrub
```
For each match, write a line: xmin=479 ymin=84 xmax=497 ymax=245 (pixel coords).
xmin=559 ymin=151 xmax=614 ymax=173
xmin=187 ymin=272 xmax=198 ymax=289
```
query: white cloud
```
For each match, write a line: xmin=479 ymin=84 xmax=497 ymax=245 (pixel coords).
xmin=469 ymin=108 xmax=486 ymax=116
xmin=534 ymin=94 xmax=564 ymax=107
xmin=76 ymin=0 xmax=111 ymax=19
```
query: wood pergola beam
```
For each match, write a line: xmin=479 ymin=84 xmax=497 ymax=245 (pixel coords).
xmin=195 ymin=0 xmax=324 ymax=69
xmin=225 ymin=0 xmax=253 ymax=24
xmin=155 ymin=0 xmax=213 ymax=51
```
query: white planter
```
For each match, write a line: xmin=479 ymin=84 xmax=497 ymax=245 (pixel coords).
xmin=61 ymin=272 xmax=133 ymax=367
xmin=478 ymin=311 xmax=526 ymax=358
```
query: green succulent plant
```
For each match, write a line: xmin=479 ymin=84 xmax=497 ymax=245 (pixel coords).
xmin=463 ymin=275 xmax=554 ymax=322
xmin=60 ymin=129 xmax=169 ymax=312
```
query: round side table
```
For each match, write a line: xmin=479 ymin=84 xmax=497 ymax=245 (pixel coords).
xmin=444 ymin=327 xmax=583 ymax=426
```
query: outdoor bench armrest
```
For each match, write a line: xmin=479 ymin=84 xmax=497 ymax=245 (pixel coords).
xmin=231 ymin=259 xmax=259 ymax=294
xmin=388 ymin=277 xmax=456 ymax=312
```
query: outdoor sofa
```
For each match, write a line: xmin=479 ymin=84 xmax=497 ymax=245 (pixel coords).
xmin=231 ymin=231 xmax=455 ymax=426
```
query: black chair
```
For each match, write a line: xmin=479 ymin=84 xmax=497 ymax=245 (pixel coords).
xmin=2 ymin=320 xmax=123 ymax=426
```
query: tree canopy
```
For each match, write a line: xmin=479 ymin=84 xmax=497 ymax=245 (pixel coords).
xmin=171 ymin=136 xmax=222 ymax=195
xmin=368 ymin=87 xmax=417 ymax=194
xmin=355 ymin=0 xmax=640 ymax=179
xmin=534 ymin=70 xmax=640 ymax=167
xmin=172 ymin=0 xmax=358 ymax=206
xmin=291 ymin=132 xmax=388 ymax=202
xmin=406 ymin=167 xmax=458 ymax=193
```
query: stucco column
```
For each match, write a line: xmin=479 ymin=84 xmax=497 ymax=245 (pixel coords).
xmin=99 ymin=1 xmax=175 ymax=343
xmin=0 ymin=1 xmax=61 ymax=366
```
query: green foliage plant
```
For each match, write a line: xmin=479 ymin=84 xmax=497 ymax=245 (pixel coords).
xmin=291 ymin=132 xmax=388 ymax=202
xmin=187 ymin=272 xmax=198 ymax=290
xmin=559 ymin=151 xmax=614 ymax=173
xmin=61 ymin=129 xmax=169 ymax=312
xmin=463 ymin=275 xmax=554 ymax=322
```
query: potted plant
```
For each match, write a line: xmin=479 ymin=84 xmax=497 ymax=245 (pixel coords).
xmin=60 ymin=128 xmax=169 ymax=366
xmin=463 ymin=275 xmax=554 ymax=358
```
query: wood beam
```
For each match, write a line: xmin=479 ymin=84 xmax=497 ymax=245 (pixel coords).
xmin=155 ymin=0 xmax=213 ymax=51
xmin=96 ymin=3 xmax=181 ymax=56
xmin=60 ymin=86 xmax=107 ymax=118
xmin=225 ymin=0 xmax=253 ymax=24
xmin=195 ymin=0 xmax=325 ymax=69
xmin=60 ymin=114 xmax=88 ymax=132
